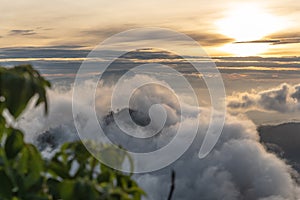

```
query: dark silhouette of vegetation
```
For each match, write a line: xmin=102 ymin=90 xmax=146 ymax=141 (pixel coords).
xmin=0 ymin=65 xmax=145 ymax=200
xmin=167 ymin=170 xmax=175 ymax=200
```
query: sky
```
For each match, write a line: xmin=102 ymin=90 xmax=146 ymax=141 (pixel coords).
xmin=1 ymin=0 xmax=300 ymax=124
xmin=1 ymin=0 xmax=300 ymax=56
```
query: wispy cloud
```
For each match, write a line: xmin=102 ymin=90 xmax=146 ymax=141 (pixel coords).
xmin=235 ymin=38 xmax=300 ymax=45
xmin=80 ymin=26 xmax=134 ymax=38
xmin=234 ymin=32 xmax=300 ymax=45
xmin=9 ymin=29 xmax=36 ymax=36
xmin=185 ymin=32 xmax=234 ymax=47
xmin=0 ymin=46 xmax=89 ymax=59
xmin=79 ymin=26 xmax=234 ymax=47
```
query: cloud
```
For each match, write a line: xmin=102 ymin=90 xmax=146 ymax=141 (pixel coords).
xmin=269 ymin=32 xmax=300 ymax=40
xmin=228 ymin=83 xmax=300 ymax=113
xmin=9 ymin=29 xmax=37 ymax=36
xmin=79 ymin=26 xmax=233 ymax=47
xmin=1 ymin=46 xmax=299 ymax=69
xmin=0 ymin=46 xmax=89 ymax=59
xmin=80 ymin=26 xmax=135 ymax=39
xmin=234 ymin=38 xmax=300 ymax=45
xmin=291 ymin=85 xmax=300 ymax=101
xmin=0 ymin=47 xmax=299 ymax=85
xmin=185 ymin=32 xmax=234 ymax=47
xmin=234 ymin=32 xmax=300 ymax=45
xmin=16 ymin=75 xmax=300 ymax=200
xmin=213 ymin=56 xmax=300 ymax=62
xmin=235 ymin=39 xmax=281 ymax=44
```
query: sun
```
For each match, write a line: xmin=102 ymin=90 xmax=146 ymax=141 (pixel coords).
xmin=216 ymin=3 xmax=282 ymax=41
xmin=216 ymin=3 xmax=286 ymax=56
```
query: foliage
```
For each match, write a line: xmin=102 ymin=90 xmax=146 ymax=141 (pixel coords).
xmin=0 ymin=65 xmax=50 ymax=119
xmin=0 ymin=65 xmax=145 ymax=200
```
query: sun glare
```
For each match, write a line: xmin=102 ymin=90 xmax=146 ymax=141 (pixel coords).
xmin=219 ymin=43 xmax=270 ymax=56
xmin=217 ymin=3 xmax=284 ymax=41
xmin=216 ymin=3 xmax=287 ymax=56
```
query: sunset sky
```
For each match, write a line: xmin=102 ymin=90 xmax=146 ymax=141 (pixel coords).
xmin=1 ymin=0 xmax=300 ymax=56
xmin=1 ymin=0 xmax=300 ymax=126
xmin=3 ymin=2 xmax=300 ymax=199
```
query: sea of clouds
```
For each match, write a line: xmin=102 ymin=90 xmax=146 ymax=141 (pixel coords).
xmin=17 ymin=75 xmax=300 ymax=200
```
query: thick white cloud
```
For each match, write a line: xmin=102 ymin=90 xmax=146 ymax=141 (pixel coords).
xmin=228 ymin=83 xmax=300 ymax=113
xmin=17 ymin=76 xmax=300 ymax=200
xmin=134 ymin=115 xmax=300 ymax=200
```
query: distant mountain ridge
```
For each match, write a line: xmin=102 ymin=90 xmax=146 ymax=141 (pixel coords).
xmin=258 ymin=122 xmax=300 ymax=172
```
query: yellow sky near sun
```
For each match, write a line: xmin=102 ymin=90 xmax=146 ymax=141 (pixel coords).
xmin=0 ymin=0 xmax=299 ymax=57
xmin=215 ymin=3 xmax=292 ymax=56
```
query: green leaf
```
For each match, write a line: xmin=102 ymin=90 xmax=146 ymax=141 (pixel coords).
xmin=55 ymin=179 xmax=98 ymax=200
xmin=5 ymin=129 xmax=24 ymax=159
xmin=15 ymin=147 xmax=29 ymax=174
xmin=58 ymin=180 xmax=76 ymax=199
xmin=47 ymin=178 xmax=60 ymax=199
xmin=0 ymin=169 xmax=13 ymax=199
xmin=47 ymin=158 xmax=71 ymax=179
xmin=0 ymin=65 xmax=50 ymax=119
xmin=22 ymin=145 xmax=43 ymax=190
xmin=0 ymin=115 xmax=6 ymax=139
